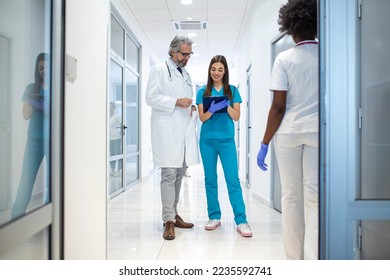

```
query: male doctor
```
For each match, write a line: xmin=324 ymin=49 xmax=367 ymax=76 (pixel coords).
xmin=145 ymin=35 xmax=199 ymax=240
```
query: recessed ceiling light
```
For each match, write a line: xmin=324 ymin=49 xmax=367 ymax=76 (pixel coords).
xmin=180 ymin=0 xmax=192 ymax=5
xmin=188 ymin=32 xmax=197 ymax=37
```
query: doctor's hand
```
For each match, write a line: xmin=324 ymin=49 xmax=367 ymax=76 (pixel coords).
xmin=176 ymin=98 xmax=193 ymax=108
xmin=257 ymin=142 xmax=269 ymax=171
xmin=208 ymin=99 xmax=229 ymax=113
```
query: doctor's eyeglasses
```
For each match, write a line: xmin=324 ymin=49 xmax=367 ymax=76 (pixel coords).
xmin=177 ymin=51 xmax=193 ymax=58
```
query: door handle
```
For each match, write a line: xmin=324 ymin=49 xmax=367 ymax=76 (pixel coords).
xmin=123 ymin=125 xmax=127 ymax=130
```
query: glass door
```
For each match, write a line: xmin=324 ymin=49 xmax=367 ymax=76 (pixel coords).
xmin=109 ymin=59 xmax=124 ymax=196
xmin=0 ymin=0 xmax=63 ymax=259
xmin=359 ymin=0 xmax=390 ymax=259
xmin=319 ymin=0 xmax=390 ymax=259
xmin=108 ymin=13 xmax=140 ymax=197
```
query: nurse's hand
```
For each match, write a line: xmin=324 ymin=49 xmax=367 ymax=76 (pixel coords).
xmin=257 ymin=142 xmax=269 ymax=171
xmin=209 ymin=99 xmax=229 ymax=113
xmin=176 ymin=98 xmax=193 ymax=108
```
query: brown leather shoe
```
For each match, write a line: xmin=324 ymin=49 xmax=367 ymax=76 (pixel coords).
xmin=163 ymin=221 xmax=175 ymax=240
xmin=174 ymin=214 xmax=194 ymax=228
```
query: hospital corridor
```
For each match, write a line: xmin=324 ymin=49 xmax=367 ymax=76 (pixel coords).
xmin=1 ymin=0 xmax=390 ymax=262
xmin=107 ymin=164 xmax=285 ymax=260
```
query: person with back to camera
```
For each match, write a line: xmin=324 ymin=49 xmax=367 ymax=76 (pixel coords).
xmin=12 ymin=53 xmax=50 ymax=219
xmin=257 ymin=0 xmax=319 ymax=259
xmin=145 ymin=35 xmax=199 ymax=240
xmin=196 ymin=55 xmax=252 ymax=238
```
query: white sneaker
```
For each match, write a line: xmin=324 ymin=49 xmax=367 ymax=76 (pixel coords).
xmin=205 ymin=219 xmax=221 ymax=230
xmin=237 ymin=223 xmax=253 ymax=237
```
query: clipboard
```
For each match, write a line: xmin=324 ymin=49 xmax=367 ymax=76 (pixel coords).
xmin=202 ymin=96 xmax=228 ymax=113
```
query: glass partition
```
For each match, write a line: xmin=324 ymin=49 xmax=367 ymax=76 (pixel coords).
xmin=0 ymin=0 xmax=52 ymax=226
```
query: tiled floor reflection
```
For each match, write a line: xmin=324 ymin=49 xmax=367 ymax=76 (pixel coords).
xmin=107 ymin=163 xmax=286 ymax=260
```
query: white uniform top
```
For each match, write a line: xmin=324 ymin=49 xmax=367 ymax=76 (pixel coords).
xmin=145 ymin=58 xmax=199 ymax=168
xmin=270 ymin=40 xmax=319 ymax=134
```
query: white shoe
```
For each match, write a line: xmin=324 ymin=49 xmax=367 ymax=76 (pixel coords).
xmin=205 ymin=219 xmax=221 ymax=230
xmin=237 ymin=223 xmax=253 ymax=237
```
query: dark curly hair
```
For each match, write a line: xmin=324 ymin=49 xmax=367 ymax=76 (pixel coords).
xmin=278 ymin=0 xmax=317 ymax=40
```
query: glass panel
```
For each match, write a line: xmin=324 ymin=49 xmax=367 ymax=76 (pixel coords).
xmin=126 ymin=105 xmax=138 ymax=152
xmin=361 ymin=220 xmax=390 ymax=259
xmin=0 ymin=0 xmax=52 ymax=225
xmin=126 ymin=155 xmax=138 ymax=186
xmin=126 ymin=69 xmax=138 ymax=103
xmin=126 ymin=34 xmax=138 ymax=71
xmin=111 ymin=15 xmax=124 ymax=59
xmin=361 ymin=0 xmax=390 ymax=199
xmin=109 ymin=60 xmax=123 ymax=195
xmin=0 ymin=227 xmax=49 ymax=260
xmin=110 ymin=158 xmax=123 ymax=194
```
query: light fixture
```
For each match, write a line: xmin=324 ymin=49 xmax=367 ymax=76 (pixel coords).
xmin=180 ymin=0 xmax=192 ymax=5
xmin=187 ymin=32 xmax=197 ymax=37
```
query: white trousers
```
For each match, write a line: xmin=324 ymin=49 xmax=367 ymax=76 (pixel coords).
xmin=274 ymin=133 xmax=319 ymax=260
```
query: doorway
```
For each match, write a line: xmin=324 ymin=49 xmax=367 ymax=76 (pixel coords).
xmin=108 ymin=13 xmax=140 ymax=198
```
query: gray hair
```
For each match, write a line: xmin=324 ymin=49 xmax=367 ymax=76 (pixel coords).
xmin=168 ymin=35 xmax=193 ymax=57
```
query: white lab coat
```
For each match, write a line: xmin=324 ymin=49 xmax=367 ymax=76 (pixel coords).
xmin=185 ymin=110 xmax=200 ymax=166
xmin=145 ymin=59 xmax=198 ymax=168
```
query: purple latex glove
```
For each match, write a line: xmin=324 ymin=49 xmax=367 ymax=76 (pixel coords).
xmin=208 ymin=99 xmax=229 ymax=113
xmin=257 ymin=142 xmax=269 ymax=171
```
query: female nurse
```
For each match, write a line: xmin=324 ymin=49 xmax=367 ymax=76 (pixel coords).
xmin=196 ymin=55 xmax=252 ymax=237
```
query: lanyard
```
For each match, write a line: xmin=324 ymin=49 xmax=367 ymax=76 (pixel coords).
xmin=295 ymin=40 xmax=318 ymax=47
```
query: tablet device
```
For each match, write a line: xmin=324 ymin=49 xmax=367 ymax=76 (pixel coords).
xmin=202 ymin=96 xmax=228 ymax=113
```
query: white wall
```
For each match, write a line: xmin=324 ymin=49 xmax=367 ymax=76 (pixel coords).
xmin=233 ymin=0 xmax=286 ymax=204
xmin=64 ymin=0 xmax=160 ymax=259
xmin=64 ymin=0 xmax=110 ymax=259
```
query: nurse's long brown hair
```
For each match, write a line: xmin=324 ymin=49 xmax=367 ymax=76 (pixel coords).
xmin=203 ymin=55 xmax=232 ymax=100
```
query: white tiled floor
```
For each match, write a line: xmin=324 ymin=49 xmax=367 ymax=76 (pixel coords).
xmin=107 ymin=163 xmax=286 ymax=260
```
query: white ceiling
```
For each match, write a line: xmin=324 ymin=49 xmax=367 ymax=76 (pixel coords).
xmin=121 ymin=0 xmax=255 ymax=83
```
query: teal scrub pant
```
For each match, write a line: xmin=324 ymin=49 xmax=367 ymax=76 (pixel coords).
xmin=199 ymin=137 xmax=247 ymax=225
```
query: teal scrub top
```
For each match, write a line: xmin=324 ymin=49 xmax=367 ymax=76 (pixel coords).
xmin=22 ymin=83 xmax=50 ymax=139
xmin=196 ymin=85 xmax=242 ymax=139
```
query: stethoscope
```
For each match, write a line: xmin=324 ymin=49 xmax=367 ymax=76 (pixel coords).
xmin=165 ymin=61 xmax=173 ymax=81
xmin=165 ymin=60 xmax=193 ymax=86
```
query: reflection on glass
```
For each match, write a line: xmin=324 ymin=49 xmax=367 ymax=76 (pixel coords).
xmin=109 ymin=59 xmax=123 ymax=196
xmin=126 ymin=106 xmax=138 ymax=151
xmin=109 ymin=102 xmax=122 ymax=176
xmin=110 ymin=159 xmax=123 ymax=194
xmin=11 ymin=53 xmax=51 ymax=220
xmin=126 ymin=69 xmax=138 ymax=103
